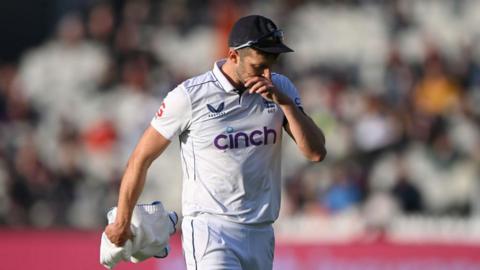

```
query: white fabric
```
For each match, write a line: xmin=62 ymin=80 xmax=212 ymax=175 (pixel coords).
xmin=150 ymin=60 xmax=302 ymax=224
xmin=182 ymin=214 xmax=275 ymax=270
xmin=100 ymin=202 xmax=178 ymax=269
xmin=149 ymin=84 xmax=192 ymax=140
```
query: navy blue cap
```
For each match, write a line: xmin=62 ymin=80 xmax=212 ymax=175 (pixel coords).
xmin=228 ymin=15 xmax=294 ymax=54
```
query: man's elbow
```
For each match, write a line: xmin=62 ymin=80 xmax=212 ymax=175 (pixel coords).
xmin=307 ymin=146 xmax=327 ymax=162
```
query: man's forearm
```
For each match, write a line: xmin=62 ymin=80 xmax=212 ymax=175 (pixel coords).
xmin=114 ymin=155 xmax=152 ymax=227
xmin=280 ymin=102 xmax=326 ymax=162
xmin=105 ymin=126 xmax=171 ymax=246
xmin=113 ymin=127 xmax=170 ymax=228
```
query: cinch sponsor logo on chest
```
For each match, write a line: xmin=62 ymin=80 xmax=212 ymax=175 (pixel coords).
xmin=214 ymin=126 xmax=277 ymax=150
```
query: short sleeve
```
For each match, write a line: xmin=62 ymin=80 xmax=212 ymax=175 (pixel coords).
xmin=150 ymin=85 xmax=191 ymax=140
xmin=272 ymin=73 xmax=303 ymax=109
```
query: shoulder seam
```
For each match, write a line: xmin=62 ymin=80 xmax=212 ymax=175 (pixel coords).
xmin=178 ymin=84 xmax=193 ymax=130
xmin=185 ymin=80 xmax=216 ymax=89
xmin=184 ymin=79 xmax=217 ymax=91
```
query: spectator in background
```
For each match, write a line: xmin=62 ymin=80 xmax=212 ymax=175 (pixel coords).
xmin=322 ymin=162 xmax=362 ymax=214
xmin=53 ymin=120 xmax=84 ymax=225
xmin=390 ymin=159 xmax=423 ymax=213
xmin=0 ymin=64 xmax=38 ymax=126
xmin=19 ymin=13 xmax=109 ymax=114
xmin=285 ymin=163 xmax=327 ymax=216
xmin=87 ymin=2 xmax=115 ymax=46
xmin=284 ymin=169 xmax=309 ymax=215
xmin=9 ymin=135 xmax=56 ymax=226
xmin=403 ymin=116 xmax=476 ymax=216
xmin=391 ymin=176 xmax=423 ymax=213
xmin=384 ymin=47 xmax=414 ymax=108
xmin=454 ymin=43 xmax=480 ymax=92
xmin=352 ymin=95 xmax=399 ymax=174
xmin=112 ymin=0 xmax=151 ymax=57
xmin=0 ymin=146 xmax=8 ymax=225
xmin=413 ymin=51 xmax=460 ymax=116
xmin=386 ymin=0 xmax=414 ymax=37
xmin=104 ymin=51 xmax=159 ymax=162
xmin=113 ymin=21 xmax=141 ymax=56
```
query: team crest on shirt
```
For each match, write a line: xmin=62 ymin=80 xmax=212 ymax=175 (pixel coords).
xmin=207 ymin=102 xmax=226 ymax=118
xmin=263 ymin=99 xmax=276 ymax=113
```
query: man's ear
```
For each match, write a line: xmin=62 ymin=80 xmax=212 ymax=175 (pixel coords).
xmin=228 ymin=49 xmax=239 ymax=64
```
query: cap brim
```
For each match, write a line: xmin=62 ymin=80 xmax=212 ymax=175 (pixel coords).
xmin=252 ymin=42 xmax=294 ymax=54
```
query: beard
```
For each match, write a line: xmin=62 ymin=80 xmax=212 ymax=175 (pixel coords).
xmin=235 ymin=67 xmax=247 ymax=88
xmin=234 ymin=57 xmax=256 ymax=91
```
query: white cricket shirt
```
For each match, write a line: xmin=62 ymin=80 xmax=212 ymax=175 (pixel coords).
xmin=150 ymin=60 xmax=302 ymax=224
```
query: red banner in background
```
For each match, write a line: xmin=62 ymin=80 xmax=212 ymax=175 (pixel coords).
xmin=2 ymin=230 xmax=480 ymax=270
xmin=272 ymin=243 xmax=480 ymax=270
xmin=1 ymin=230 xmax=156 ymax=270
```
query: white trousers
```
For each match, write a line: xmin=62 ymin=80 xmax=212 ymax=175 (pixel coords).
xmin=182 ymin=214 xmax=274 ymax=270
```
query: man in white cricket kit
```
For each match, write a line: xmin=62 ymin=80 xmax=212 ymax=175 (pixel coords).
xmin=105 ymin=15 xmax=327 ymax=269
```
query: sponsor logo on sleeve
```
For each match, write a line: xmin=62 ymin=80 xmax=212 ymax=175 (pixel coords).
xmin=155 ymin=102 xmax=166 ymax=118
xmin=294 ymin=97 xmax=301 ymax=106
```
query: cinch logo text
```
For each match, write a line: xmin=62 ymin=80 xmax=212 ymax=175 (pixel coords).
xmin=214 ymin=126 xmax=277 ymax=150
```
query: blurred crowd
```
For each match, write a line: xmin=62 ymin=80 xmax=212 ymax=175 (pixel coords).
xmin=0 ymin=0 xmax=480 ymax=230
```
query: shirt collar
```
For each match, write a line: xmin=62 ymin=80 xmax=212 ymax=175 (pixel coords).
xmin=212 ymin=59 xmax=236 ymax=93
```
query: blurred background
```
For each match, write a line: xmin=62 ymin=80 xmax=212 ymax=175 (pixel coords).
xmin=1 ymin=0 xmax=480 ymax=269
